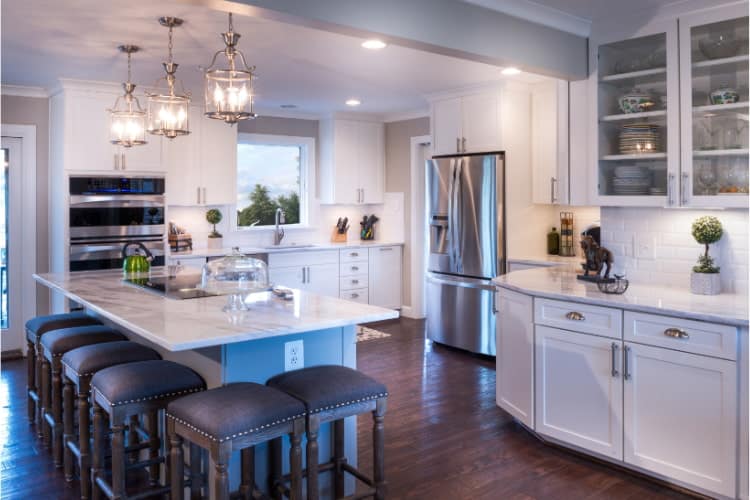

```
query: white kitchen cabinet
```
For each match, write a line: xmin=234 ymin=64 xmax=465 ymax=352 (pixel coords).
xmin=430 ymin=89 xmax=502 ymax=155
xmin=268 ymin=250 xmax=340 ymax=296
xmin=165 ymin=106 xmax=202 ymax=205
xmin=535 ymin=326 xmax=623 ymax=460
xmin=531 ymin=80 xmax=569 ymax=205
xmin=368 ymin=245 xmax=402 ymax=309
xmin=623 ymin=342 xmax=737 ymax=497
xmin=495 ymin=288 xmax=534 ymax=428
xmin=319 ymin=119 xmax=385 ymax=205
xmin=269 ymin=265 xmax=305 ymax=289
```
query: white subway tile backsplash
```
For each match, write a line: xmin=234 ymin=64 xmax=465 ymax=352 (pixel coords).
xmin=602 ymin=207 xmax=749 ymax=293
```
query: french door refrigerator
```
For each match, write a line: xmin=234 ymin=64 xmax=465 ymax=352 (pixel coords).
xmin=425 ymin=152 xmax=506 ymax=356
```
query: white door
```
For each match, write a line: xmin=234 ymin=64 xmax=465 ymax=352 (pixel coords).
xmin=0 ymin=138 xmax=23 ymax=351
xmin=535 ymin=326 xmax=623 ymax=459
xmin=269 ymin=266 xmax=305 ymax=290
xmin=306 ymin=263 xmax=340 ymax=296
xmin=431 ymin=98 xmax=462 ymax=155
xmin=200 ymin=114 xmax=238 ymax=205
xmin=68 ymin=93 xmax=117 ymax=172
xmin=368 ymin=246 xmax=402 ymax=309
xmin=623 ymin=343 xmax=737 ymax=497
xmin=358 ymin=121 xmax=384 ymax=204
xmin=496 ymin=288 xmax=534 ymax=428
xmin=461 ymin=92 xmax=501 ymax=153
xmin=332 ymin=120 xmax=360 ymax=204
xmin=165 ymin=106 xmax=202 ymax=205
xmin=121 ymin=135 xmax=164 ymax=173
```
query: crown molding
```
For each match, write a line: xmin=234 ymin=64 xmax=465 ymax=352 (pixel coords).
xmin=50 ymin=78 xmax=127 ymax=97
xmin=1 ymin=85 xmax=49 ymax=98
xmin=463 ymin=0 xmax=591 ymax=37
xmin=424 ymin=81 xmax=506 ymax=102
xmin=252 ymin=107 xmax=322 ymax=121
xmin=383 ymin=109 xmax=430 ymax=123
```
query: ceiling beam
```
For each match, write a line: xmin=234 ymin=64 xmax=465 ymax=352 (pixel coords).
xmin=192 ymin=0 xmax=588 ymax=80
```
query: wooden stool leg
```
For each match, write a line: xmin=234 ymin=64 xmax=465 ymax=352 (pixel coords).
xmin=373 ymin=398 xmax=387 ymax=500
xmin=128 ymin=414 xmax=141 ymax=464
xmin=333 ymin=419 xmax=346 ymax=498
xmin=189 ymin=443 xmax=203 ymax=500
xmin=239 ymin=447 xmax=255 ymax=499
xmin=40 ymin=356 xmax=51 ymax=446
xmin=35 ymin=341 xmax=44 ymax=435
xmin=26 ymin=337 xmax=36 ymax=423
xmin=51 ymin=359 xmax=64 ymax=467
xmin=269 ymin=437 xmax=283 ymax=500
xmin=91 ymin=404 xmax=105 ymax=500
xmin=111 ymin=423 xmax=127 ymax=500
xmin=212 ymin=447 xmax=231 ymax=500
xmin=289 ymin=419 xmax=304 ymax=500
xmin=147 ymin=411 xmax=160 ymax=485
xmin=168 ymin=424 xmax=184 ymax=500
xmin=306 ymin=415 xmax=320 ymax=500
xmin=63 ymin=378 xmax=75 ymax=481
xmin=79 ymin=391 xmax=92 ymax=500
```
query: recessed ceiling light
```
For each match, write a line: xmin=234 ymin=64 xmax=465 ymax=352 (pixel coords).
xmin=280 ymin=104 xmax=298 ymax=109
xmin=361 ymin=39 xmax=387 ymax=50
xmin=346 ymin=99 xmax=361 ymax=107
xmin=501 ymin=67 xmax=522 ymax=76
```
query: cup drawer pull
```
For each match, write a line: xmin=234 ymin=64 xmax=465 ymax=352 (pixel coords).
xmin=565 ymin=311 xmax=585 ymax=321
xmin=351 ymin=280 xmax=359 ymax=284
xmin=351 ymin=293 xmax=359 ymax=299
xmin=664 ymin=328 xmax=689 ymax=339
xmin=351 ymin=266 xmax=359 ymax=271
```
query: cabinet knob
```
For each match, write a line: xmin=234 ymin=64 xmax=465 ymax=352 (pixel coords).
xmin=351 ymin=293 xmax=359 ymax=299
xmin=565 ymin=311 xmax=585 ymax=321
xmin=351 ymin=266 xmax=359 ymax=271
xmin=351 ymin=252 xmax=358 ymax=257
xmin=352 ymin=279 xmax=359 ymax=284
xmin=663 ymin=328 xmax=689 ymax=339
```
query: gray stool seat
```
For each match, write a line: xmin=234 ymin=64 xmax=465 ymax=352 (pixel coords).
xmin=41 ymin=325 xmax=126 ymax=358
xmin=167 ymin=382 xmax=306 ymax=443
xmin=26 ymin=311 xmax=101 ymax=342
xmin=267 ymin=365 xmax=388 ymax=413
xmin=62 ymin=340 xmax=161 ymax=381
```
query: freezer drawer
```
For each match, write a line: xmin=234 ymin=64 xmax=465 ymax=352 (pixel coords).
xmin=426 ymin=273 xmax=497 ymax=355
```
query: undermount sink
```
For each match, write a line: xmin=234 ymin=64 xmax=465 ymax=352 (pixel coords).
xmin=263 ymin=244 xmax=318 ymax=250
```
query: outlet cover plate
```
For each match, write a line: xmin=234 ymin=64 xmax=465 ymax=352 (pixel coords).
xmin=635 ymin=234 xmax=656 ymax=260
xmin=284 ymin=340 xmax=304 ymax=372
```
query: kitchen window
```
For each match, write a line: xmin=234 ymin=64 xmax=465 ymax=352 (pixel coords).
xmin=235 ymin=133 xmax=314 ymax=228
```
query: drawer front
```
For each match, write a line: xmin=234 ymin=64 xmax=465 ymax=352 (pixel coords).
xmin=339 ymin=248 xmax=369 ymax=264
xmin=534 ymin=298 xmax=622 ymax=339
xmin=624 ymin=311 xmax=737 ymax=360
xmin=268 ymin=250 xmax=338 ymax=268
xmin=340 ymin=261 xmax=367 ymax=277
xmin=340 ymin=287 xmax=368 ymax=304
xmin=340 ymin=275 xmax=368 ymax=291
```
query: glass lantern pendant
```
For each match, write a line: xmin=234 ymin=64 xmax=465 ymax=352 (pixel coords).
xmin=109 ymin=45 xmax=147 ymax=147
xmin=204 ymin=13 xmax=258 ymax=125
xmin=147 ymin=17 xmax=190 ymax=139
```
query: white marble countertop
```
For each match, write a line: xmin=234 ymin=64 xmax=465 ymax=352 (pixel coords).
xmin=507 ymin=254 xmax=580 ymax=267
xmin=493 ymin=266 xmax=748 ymax=327
xmin=169 ymin=240 xmax=404 ymax=259
xmin=34 ymin=270 xmax=399 ymax=351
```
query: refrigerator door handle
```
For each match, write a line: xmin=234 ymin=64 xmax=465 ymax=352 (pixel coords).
xmin=426 ymin=274 xmax=497 ymax=291
xmin=452 ymin=160 xmax=463 ymax=273
xmin=447 ymin=160 xmax=456 ymax=270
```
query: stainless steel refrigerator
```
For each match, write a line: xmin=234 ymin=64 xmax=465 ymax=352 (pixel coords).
xmin=425 ymin=152 xmax=505 ymax=356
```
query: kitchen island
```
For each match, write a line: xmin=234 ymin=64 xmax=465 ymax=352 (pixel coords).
xmin=34 ymin=269 xmax=399 ymax=497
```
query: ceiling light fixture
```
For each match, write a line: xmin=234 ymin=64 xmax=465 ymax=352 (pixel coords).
xmin=147 ymin=17 xmax=191 ymax=139
xmin=346 ymin=99 xmax=361 ymax=107
xmin=501 ymin=67 xmax=522 ymax=76
xmin=204 ymin=12 xmax=258 ymax=125
xmin=109 ymin=45 xmax=147 ymax=148
xmin=361 ymin=39 xmax=387 ymax=50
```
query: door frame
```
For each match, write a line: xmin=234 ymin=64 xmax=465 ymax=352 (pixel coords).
xmin=406 ymin=135 xmax=431 ymax=319
xmin=1 ymin=124 xmax=37 ymax=354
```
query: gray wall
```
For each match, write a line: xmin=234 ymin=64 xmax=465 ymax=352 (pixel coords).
xmin=385 ymin=117 xmax=430 ymax=308
xmin=1 ymin=94 xmax=50 ymax=314
xmin=238 ymin=115 xmax=318 ymax=138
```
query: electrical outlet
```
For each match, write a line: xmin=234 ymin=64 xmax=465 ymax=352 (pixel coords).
xmin=284 ymin=340 xmax=304 ymax=372
xmin=635 ymin=234 xmax=656 ymax=260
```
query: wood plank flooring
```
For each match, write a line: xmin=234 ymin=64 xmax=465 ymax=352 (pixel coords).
xmin=0 ymin=317 xmax=695 ymax=499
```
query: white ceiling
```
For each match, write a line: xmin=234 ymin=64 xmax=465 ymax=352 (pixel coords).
xmin=1 ymin=0 xmax=551 ymax=117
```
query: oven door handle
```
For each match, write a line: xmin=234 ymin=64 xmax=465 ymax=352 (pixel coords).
xmin=70 ymin=242 xmax=164 ymax=256
xmin=69 ymin=194 xmax=165 ymax=206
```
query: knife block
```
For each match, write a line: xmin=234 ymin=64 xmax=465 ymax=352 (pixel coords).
xmin=331 ymin=226 xmax=348 ymax=243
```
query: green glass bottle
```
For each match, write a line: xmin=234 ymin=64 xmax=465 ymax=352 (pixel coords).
xmin=547 ymin=227 xmax=560 ymax=255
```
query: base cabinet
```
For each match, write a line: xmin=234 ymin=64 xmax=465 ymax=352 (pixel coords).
xmin=623 ymin=343 xmax=737 ymax=497
xmin=368 ymin=246 xmax=402 ymax=309
xmin=535 ymin=326 xmax=623 ymax=460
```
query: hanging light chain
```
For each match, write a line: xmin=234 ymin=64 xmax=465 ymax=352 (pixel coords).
xmin=228 ymin=12 xmax=234 ymax=33
xmin=168 ymin=25 xmax=174 ymax=64
xmin=126 ymin=50 xmax=132 ymax=83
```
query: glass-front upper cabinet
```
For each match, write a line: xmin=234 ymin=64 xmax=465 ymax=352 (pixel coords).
xmin=593 ymin=21 xmax=680 ymax=206
xmin=680 ymin=5 xmax=749 ymax=208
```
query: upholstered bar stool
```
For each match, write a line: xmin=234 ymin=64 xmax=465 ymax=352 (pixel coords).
xmin=267 ymin=366 xmax=388 ymax=500
xmin=90 ymin=360 xmax=206 ymax=500
xmin=61 ymin=341 xmax=162 ymax=499
xmin=25 ymin=312 xmax=102 ymax=432
xmin=40 ymin=325 xmax=126 ymax=467
xmin=166 ymin=382 xmax=306 ymax=500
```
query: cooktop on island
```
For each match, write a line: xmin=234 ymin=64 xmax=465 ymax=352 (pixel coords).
xmin=123 ymin=273 xmax=216 ymax=300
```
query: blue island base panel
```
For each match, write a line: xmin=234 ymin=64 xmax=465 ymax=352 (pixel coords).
xmin=220 ymin=325 xmax=358 ymax=498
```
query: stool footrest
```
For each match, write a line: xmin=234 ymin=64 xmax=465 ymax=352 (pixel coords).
xmin=341 ymin=462 xmax=374 ymax=487
xmin=124 ymin=455 xmax=164 ymax=471
xmin=95 ymin=475 xmax=170 ymax=500
xmin=123 ymin=441 xmax=152 ymax=454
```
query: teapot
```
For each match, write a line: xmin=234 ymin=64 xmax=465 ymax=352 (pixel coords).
xmin=122 ymin=242 xmax=153 ymax=274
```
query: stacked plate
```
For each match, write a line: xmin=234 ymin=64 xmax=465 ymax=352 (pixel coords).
xmin=612 ymin=165 xmax=651 ymax=195
xmin=619 ymin=123 xmax=661 ymax=154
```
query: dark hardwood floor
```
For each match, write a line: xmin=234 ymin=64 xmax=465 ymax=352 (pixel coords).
xmin=0 ymin=317 xmax=694 ymax=499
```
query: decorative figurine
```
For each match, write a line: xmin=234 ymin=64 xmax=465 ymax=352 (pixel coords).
xmin=577 ymin=235 xmax=614 ymax=282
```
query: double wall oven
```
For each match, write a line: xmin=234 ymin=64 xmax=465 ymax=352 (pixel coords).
xmin=69 ymin=177 xmax=166 ymax=271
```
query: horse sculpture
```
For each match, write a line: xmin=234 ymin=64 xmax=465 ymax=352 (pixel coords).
xmin=580 ymin=235 xmax=614 ymax=280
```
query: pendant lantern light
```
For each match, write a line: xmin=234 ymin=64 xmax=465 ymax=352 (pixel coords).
xmin=147 ymin=17 xmax=191 ymax=139
xmin=204 ymin=13 xmax=257 ymax=124
xmin=109 ymin=45 xmax=147 ymax=147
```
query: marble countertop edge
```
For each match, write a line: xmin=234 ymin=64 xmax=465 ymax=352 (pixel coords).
xmin=170 ymin=241 xmax=405 ymax=259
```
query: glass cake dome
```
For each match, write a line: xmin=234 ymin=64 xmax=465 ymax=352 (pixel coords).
xmin=199 ymin=249 xmax=270 ymax=310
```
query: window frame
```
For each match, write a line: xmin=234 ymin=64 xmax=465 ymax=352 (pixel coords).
xmin=232 ymin=133 xmax=315 ymax=232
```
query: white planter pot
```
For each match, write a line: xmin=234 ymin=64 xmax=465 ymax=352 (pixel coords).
xmin=207 ymin=237 xmax=223 ymax=249
xmin=690 ymin=272 xmax=721 ymax=295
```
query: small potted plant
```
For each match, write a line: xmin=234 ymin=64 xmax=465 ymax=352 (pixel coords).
xmin=690 ymin=215 xmax=723 ymax=295
xmin=206 ymin=208 xmax=224 ymax=249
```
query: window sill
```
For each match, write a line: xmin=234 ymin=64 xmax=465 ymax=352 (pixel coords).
xmin=231 ymin=224 xmax=316 ymax=234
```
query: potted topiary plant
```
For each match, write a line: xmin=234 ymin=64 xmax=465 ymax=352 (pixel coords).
xmin=690 ymin=215 xmax=723 ymax=295
xmin=206 ymin=208 xmax=224 ymax=249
